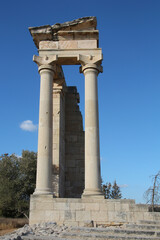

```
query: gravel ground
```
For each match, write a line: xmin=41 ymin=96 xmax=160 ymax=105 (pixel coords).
xmin=0 ymin=222 xmax=69 ymax=240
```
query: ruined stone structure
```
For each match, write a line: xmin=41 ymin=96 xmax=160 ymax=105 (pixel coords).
xmin=29 ymin=17 xmax=160 ymax=226
xmin=29 ymin=16 xmax=103 ymax=199
xmin=52 ymin=82 xmax=84 ymax=198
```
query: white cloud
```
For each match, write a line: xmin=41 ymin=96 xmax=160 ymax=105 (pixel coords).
xmin=118 ymin=184 xmax=128 ymax=188
xmin=20 ymin=120 xmax=38 ymax=132
xmin=15 ymin=154 xmax=22 ymax=158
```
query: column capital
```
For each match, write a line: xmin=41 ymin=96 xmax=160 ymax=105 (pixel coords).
xmin=78 ymin=54 xmax=103 ymax=74
xmin=33 ymin=55 xmax=57 ymax=67
xmin=33 ymin=55 xmax=59 ymax=75
xmin=80 ymin=63 xmax=103 ymax=74
xmin=38 ymin=64 xmax=56 ymax=74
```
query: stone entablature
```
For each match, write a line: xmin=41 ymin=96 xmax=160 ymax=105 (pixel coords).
xmin=39 ymin=40 xmax=97 ymax=50
xmin=29 ymin=17 xmax=98 ymax=48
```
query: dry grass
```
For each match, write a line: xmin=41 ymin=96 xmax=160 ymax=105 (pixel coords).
xmin=0 ymin=218 xmax=28 ymax=236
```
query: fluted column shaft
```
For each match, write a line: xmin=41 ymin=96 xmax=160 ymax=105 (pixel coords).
xmin=34 ymin=64 xmax=55 ymax=195
xmin=82 ymin=63 xmax=103 ymax=198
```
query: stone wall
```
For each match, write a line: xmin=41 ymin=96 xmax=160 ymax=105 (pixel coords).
xmin=52 ymin=84 xmax=84 ymax=198
xmin=30 ymin=196 xmax=160 ymax=226
xmin=65 ymin=87 xmax=84 ymax=198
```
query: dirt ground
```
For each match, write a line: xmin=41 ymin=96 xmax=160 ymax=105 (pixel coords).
xmin=0 ymin=228 xmax=18 ymax=236
xmin=0 ymin=218 xmax=28 ymax=236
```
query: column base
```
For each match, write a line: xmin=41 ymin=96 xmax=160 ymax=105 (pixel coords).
xmin=33 ymin=188 xmax=53 ymax=195
xmin=82 ymin=188 xmax=104 ymax=199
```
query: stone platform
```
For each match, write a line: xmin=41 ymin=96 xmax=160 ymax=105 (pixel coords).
xmin=29 ymin=196 xmax=160 ymax=226
xmin=4 ymin=220 xmax=160 ymax=239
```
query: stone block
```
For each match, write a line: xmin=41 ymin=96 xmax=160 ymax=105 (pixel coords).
xmin=81 ymin=198 xmax=105 ymax=203
xmin=59 ymin=210 xmax=76 ymax=221
xmin=45 ymin=210 xmax=59 ymax=221
xmin=30 ymin=200 xmax=36 ymax=210
xmin=39 ymin=41 xmax=58 ymax=49
xmin=91 ymin=211 xmax=108 ymax=221
xmin=76 ymin=210 xmax=91 ymax=221
xmin=36 ymin=202 xmax=54 ymax=210
xmin=55 ymin=30 xmax=99 ymax=41
xmin=115 ymin=203 xmax=130 ymax=212
xmin=53 ymin=143 xmax=58 ymax=150
xmin=100 ymin=202 xmax=115 ymax=211
xmin=134 ymin=204 xmax=149 ymax=212
xmin=53 ymin=202 xmax=70 ymax=211
xmin=129 ymin=204 xmax=137 ymax=211
xmin=115 ymin=211 xmax=128 ymax=222
xmin=70 ymin=202 xmax=85 ymax=210
xmin=53 ymin=97 xmax=60 ymax=104
xmin=107 ymin=211 xmax=125 ymax=222
xmin=151 ymin=212 xmax=160 ymax=221
xmin=85 ymin=203 xmax=100 ymax=211
xmin=78 ymin=40 xmax=97 ymax=49
xmin=54 ymin=198 xmax=69 ymax=203
xmin=134 ymin=211 xmax=144 ymax=221
xmin=29 ymin=210 xmax=45 ymax=225
xmin=31 ymin=194 xmax=54 ymax=203
xmin=144 ymin=212 xmax=158 ymax=221
xmin=59 ymin=40 xmax=78 ymax=49
xmin=127 ymin=212 xmax=135 ymax=222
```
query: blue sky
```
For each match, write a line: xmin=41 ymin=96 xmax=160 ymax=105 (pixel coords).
xmin=0 ymin=0 xmax=160 ymax=203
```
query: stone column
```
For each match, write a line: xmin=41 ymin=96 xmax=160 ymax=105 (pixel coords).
xmin=81 ymin=63 xmax=104 ymax=198
xmin=34 ymin=63 xmax=56 ymax=195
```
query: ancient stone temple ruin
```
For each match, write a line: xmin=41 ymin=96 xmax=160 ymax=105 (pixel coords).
xmin=29 ymin=16 xmax=103 ymax=198
xmin=29 ymin=17 xmax=160 ymax=226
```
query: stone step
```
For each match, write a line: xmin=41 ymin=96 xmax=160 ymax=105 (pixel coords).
xmin=59 ymin=226 xmax=160 ymax=239
xmin=71 ymin=226 xmax=160 ymax=235
xmin=22 ymin=235 xmax=160 ymax=240
xmin=22 ymin=237 xmax=65 ymax=240
xmin=126 ymin=223 xmax=160 ymax=230
xmin=138 ymin=220 xmax=160 ymax=225
xmin=21 ymin=224 xmax=160 ymax=240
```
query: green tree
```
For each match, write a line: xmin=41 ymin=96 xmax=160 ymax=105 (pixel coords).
xmin=17 ymin=150 xmax=37 ymax=217
xmin=102 ymin=182 xmax=112 ymax=199
xmin=0 ymin=154 xmax=20 ymax=217
xmin=110 ymin=180 xmax=122 ymax=199
xmin=102 ymin=181 xmax=122 ymax=199
xmin=0 ymin=151 xmax=37 ymax=218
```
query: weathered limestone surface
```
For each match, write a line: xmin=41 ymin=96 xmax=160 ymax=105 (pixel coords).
xmin=29 ymin=197 xmax=160 ymax=226
xmin=30 ymin=17 xmax=102 ymax=66
xmin=39 ymin=40 xmax=97 ymax=49
xmin=52 ymin=79 xmax=65 ymax=197
xmin=29 ymin=17 xmax=98 ymax=48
